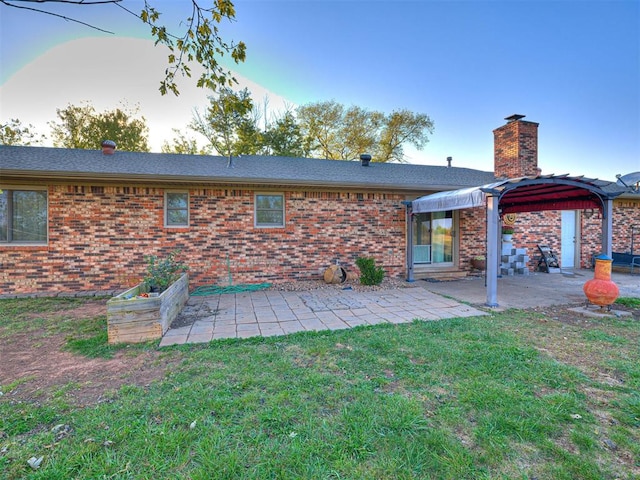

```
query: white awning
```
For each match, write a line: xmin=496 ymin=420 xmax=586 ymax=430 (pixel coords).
xmin=412 ymin=182 xmax=500 ymax=213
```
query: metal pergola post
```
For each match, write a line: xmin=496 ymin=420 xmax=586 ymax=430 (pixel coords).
xmin=403 ymin=201 xmax=415 ymax=282
xmin=485 ymin=194 xmax=500 ymax=307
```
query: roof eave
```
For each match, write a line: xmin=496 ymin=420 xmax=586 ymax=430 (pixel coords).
xmin=0 ymin=170 xmax=476 ymax=192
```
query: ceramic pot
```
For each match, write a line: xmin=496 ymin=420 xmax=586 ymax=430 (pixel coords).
xmin=583 ymin=254 xmax=619 ymax=307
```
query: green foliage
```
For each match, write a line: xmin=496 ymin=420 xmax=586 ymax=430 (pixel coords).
xmin=161 ymin=128 xmax=211 ymax=154
xmin=184 ymin=92 xmax=431 ymax=161
xmin=297 ymin=100 xmax=434 ymax=162
xmin=615 ymin=296 xmax=640 ymax=308
xmin=48 ymin=101 xmax=150 ymax=151
xmin=144 ymin=250 xmax=188 ymax=293
xmin=0 ymin=118 xmax=46 ymax=146
xmin=355 ymin=256 xmax=385 ymax=286
xmin=141 ymin=0 xmax=246 ymax=96
xmin=502 ymin=226 xmax=515 ymax=234
xmin=263 ymin=110 xmax=307 ymax=157
xmin=190 ymin=87 xmax=254 ymax=157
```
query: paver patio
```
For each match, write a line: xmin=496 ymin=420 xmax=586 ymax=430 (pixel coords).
xmin=160 ymin=286 xmax=486 ymax=346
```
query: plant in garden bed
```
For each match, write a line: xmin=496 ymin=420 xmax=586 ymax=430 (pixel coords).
xmin=143 ymin=250 xmax=188 ymax=293
xmin=355 ymin=256 xmax=385 ymax=286
xmin=471 ymin=255 xmax=486 ymax=270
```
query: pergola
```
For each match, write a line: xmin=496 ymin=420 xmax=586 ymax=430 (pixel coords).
xmin=408 ymin=175 xmax=625 ymax=307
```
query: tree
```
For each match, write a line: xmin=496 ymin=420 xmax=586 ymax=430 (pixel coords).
xmin=0 ymin=118 xmax=46 ymax=146
xmin=189 ymin=87 xmax=253 ymax=157
xmin=49 ymin=102 xmax=150 ymax=151
xmin=262 ymin=110 xmax=306 ymax=157
xmin=297 ymin=101 xmax=432 ymax=162
xmin=161 ymin=128 xmax=211 ymax=155
xmin=296 ymin=100 xmax=343 ymax=160
xmin=0 ymin=0 xmax=246 ymax=96
xmin=233 ymin=114 xmax=264 ymax=156
xmin=378 ymin=110 xmax=434 ymax=163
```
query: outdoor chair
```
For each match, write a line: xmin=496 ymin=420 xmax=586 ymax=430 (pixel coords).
xmin=537 ymin=244 xmax=560 ymax=272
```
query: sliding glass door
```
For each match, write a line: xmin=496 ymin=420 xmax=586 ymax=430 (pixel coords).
xmin=412 ymin=211 xmax=453 ymax=265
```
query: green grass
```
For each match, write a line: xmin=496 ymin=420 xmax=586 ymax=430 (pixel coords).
xmin=1 ymin=297 xmax=639 ymax=479
xmin=616 ymin=296 xmax=640 ymax=308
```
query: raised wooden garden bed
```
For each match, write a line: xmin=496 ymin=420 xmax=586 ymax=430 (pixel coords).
xmin=107 ymin=273 xmax=189 ymax=344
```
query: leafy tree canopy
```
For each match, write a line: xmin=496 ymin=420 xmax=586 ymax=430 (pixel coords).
xmin=0 ymin=118 xmax=46 ymax=146
xmin=185 ymin=91 xmax=433 ymax=162
xmin=296 ymin=100 xmax=434 ymax=162
xmin=1 ymin=0 xmax=246 ymax=96
xmin=189 ymin=87 xmax=254 ymax=157
xmin=49 ymin=101 xmax=150 ymax=152
xmin=262 ymin=110 xmax=307 ymax=157
xmin=161 ymin=128 xmax=211 ymax=155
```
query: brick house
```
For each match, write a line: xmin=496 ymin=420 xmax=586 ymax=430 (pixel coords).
xmin=1 ymin=115 xmax=638 ymax=296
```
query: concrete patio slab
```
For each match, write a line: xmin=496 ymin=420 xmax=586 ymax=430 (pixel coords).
xmin=159 ymin=270 xmax=638 ymax=347
xmin=159 ymin=285 xmax=488 ymax=346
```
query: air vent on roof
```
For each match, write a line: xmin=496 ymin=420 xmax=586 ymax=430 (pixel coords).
xmin=101 ymin=140 xmax=117 ymax=155
xmin=360 ymin=154 xmax=371 ymax=166
xmin=446 ymin=156 xmax=452 ymax=168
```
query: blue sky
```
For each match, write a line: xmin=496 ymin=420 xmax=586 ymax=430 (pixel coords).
xmin=1 ymin=0 xmax=638 ymax=181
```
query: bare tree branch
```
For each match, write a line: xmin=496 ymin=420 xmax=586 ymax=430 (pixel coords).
xmin=0 ymin=0 xmax=119 ymax=33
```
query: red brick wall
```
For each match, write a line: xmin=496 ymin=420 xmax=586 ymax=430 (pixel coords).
xmin=611 ymin=198 xmax=640 ymax=255
xmin=493 ymin=119 xmax=540 ymax=178
xmin=2 ymin=183 xmax=638 ymax=295
xmin=0 ymin=184 xmax=407 ymax=295
xmin=459 ymin=207 xmax=487 ymax=266
xmin=456 ymin=200 xmax=640 ymax=273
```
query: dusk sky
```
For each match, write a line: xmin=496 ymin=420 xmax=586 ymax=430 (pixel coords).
xmin=1 ymin=0 xmax=638 ymax=182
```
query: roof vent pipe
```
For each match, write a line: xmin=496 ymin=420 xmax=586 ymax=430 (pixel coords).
xmin=446 ymin=156 xmax=452 ymax=168
xmin=101 ymin=140 xmax=116 ymax=155
xmin=360 ymin=154 xmax=371 ymax=166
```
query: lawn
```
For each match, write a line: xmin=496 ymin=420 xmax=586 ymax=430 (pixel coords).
xmin=0 ymin=296 xmax=638 ymax=479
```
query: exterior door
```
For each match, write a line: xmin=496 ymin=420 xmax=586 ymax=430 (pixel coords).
xmin=412 ymin=211 xmax=453 ymax=265
xmin=561 ymin=210 xmax=576 ymax=269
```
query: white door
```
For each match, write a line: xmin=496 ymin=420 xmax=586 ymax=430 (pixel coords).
xmin=561 ymin=211 xmax=576 ymax=269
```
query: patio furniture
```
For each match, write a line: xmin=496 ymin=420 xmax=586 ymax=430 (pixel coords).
xmin=537 ymin=244 xmax=560 ymax=273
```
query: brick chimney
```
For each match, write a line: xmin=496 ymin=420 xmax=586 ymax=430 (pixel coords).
xmin=493 ymin=114 xmax=539 ymax=179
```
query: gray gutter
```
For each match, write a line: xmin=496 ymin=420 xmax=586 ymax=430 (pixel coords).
xmin=1 ymin=168 xmax=481 ymax=192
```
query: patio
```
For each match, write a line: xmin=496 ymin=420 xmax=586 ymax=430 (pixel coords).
xmin=159 ymin=269 xmax=638 ymax=346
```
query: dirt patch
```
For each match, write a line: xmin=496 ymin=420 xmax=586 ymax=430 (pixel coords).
xmin=1 ymin=302 xmax=180 ymax=407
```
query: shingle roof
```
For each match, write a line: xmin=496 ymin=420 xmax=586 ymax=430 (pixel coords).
xmin=0 ymin=145 xmax=497 ymax=192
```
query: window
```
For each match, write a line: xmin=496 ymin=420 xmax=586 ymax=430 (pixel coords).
xmin=0 ymin=188 xmax=48 ymax=244
xmin=255 ymin=193 xmax=284 ymax=227
xmin=165 ymin=191 xmax=189 ymax=227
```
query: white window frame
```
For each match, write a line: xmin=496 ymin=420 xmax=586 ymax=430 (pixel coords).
xmin=254 ymin=193 xmax=285 ymax=228
xmin=164 ymin=191 xmax=189 ymax=228
xmin=0 ymin=185 xmax=49 ymax=245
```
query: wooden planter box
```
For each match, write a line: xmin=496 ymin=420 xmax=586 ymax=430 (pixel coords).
xmin=107 ymin=273 xmax=189 ymax=344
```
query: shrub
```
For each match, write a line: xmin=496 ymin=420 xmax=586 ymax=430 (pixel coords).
xmin=355 ymin=257 xmax=385 ymax=286
xmin=144 ymin=251 xmax=188 ymax=293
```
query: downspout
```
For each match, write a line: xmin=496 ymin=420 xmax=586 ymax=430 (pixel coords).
xmin=403 ymin=201 xmax=415 ymax=282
